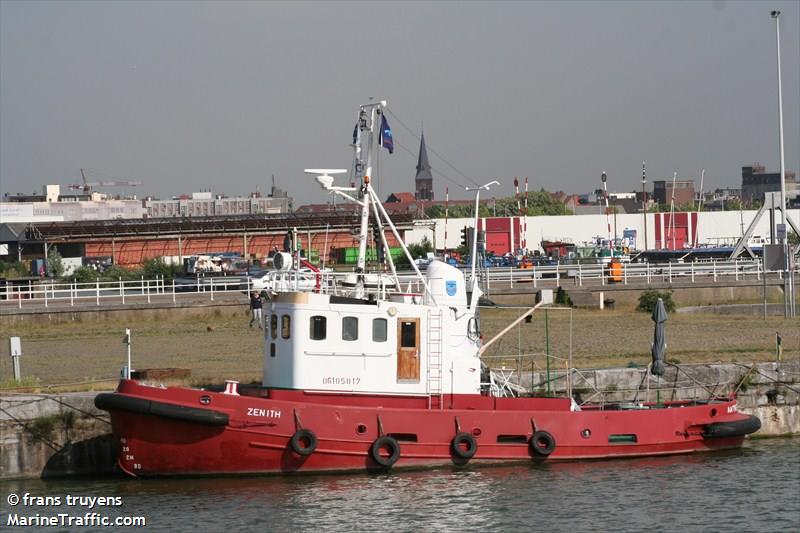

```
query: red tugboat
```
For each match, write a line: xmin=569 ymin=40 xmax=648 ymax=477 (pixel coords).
xmin=97 ymin=100 xmax=759 ymax=476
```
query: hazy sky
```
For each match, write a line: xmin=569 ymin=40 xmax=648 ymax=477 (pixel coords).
xmin=1 ymin=1 xmax=798 ymax=205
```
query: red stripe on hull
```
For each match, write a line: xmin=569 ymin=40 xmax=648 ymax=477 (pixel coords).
xmin=107 ymin=380 xmax=753 ymax=477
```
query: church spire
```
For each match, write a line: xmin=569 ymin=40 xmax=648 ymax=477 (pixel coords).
xmin=415 ymin=132 xmax=433 ymax=200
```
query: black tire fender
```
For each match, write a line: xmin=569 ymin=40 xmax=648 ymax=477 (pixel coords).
xmin=370 ymin=436 xmax=401 ymax=468
xmin=530 ymin=430 xmax=556 ymax=456
xmin=95 ymin=393 xmax=228 ymax=426
xmin=451 ymin=432 xmax=478 ymax=460
xmin=289 ymin=429 xmax=318 ymax=456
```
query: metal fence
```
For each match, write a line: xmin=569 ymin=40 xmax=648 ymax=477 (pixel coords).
xmin=1 ymin=258 xmax=796 ymax=310
xmin=474 ymin=258 xmax=797 ymax=290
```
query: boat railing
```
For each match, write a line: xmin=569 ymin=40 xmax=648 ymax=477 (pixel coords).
xmin=481 ymin=353 xmax=796 ymax=406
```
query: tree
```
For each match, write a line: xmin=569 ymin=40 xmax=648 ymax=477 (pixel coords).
xmin=396 ymin=237 xmax=434 ymax=266
xmin=423 ymin=190 xmax=571 ymax=219
xmin=46 ymin=247 xmax=64 ymax=278
xmin=723 ymin=198 xmax=742 ymax=211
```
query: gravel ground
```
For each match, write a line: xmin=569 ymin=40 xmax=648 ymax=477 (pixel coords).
xmin=1 ymin=306 xmax=796 ymax=390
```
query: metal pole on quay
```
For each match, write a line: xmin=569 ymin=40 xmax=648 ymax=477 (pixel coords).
xmin=123 ymin=329 xmax=132 ymax=379
xmin=771 ymin=10 xmax=794 ymax=317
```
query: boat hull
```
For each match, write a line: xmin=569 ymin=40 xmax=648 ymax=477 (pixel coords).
xmin=100 ymin=380 xmax=759 ymax=477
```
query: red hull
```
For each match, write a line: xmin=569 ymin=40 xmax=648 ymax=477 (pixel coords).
xmin=102 ymin=380 xmax=757 ymax=477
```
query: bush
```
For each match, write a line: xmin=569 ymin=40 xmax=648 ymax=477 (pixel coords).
xmin=141 ymin=257 xmax=182 ymax=280
xmin=70 ymin=266 xmax=99 ymax=284
xmin=0 ymin=260 xmax=29 ymax=279
xmin=636 ymin=289 xmax=676 ymax=313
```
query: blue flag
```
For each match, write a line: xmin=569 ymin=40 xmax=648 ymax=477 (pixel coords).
xmin=379 ymin=114 xmax=393 ymax=154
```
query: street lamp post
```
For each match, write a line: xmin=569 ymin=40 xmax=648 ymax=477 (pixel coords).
xmin=465 ymin=180 xmax=499 ymax=303
xmin=771 ymin=10 xmax=794 ymax=317
xmin=771 ymin=10 xmax=787 ymax=236
xmin=642 ymin=161 xmax=648 ymax=250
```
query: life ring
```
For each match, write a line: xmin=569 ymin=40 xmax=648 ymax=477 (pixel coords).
xmin=530 ymin=430 xmax=556 ymax=456
xmin=290 ymin=429 xmax=318 ymax=456
xmin=370 ymin=436 xmax=401 ymax=468
xmin=451 ymin=432 xmax=478 ymax=460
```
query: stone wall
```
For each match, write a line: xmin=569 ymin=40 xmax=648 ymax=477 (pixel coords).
xmin=1 ymin=393 xmax=115 ymax=480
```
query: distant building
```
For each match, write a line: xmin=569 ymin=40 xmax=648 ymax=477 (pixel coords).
xmin=415 ymin=133 xmax=433 ymax=201
xmin=702 ymin=188 xmax=741 ymax=211
xmin=741 ymin=163 xmax=797 ymax=206
xmin=1 ymin=185 xmax=144 ymax=222
xmin=652 ymin=179 xmax=695 ymax=206
xmin=144 ymin=185 xmax=290 ymax=218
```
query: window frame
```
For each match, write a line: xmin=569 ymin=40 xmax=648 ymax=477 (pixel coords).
xmin=281 ymin=314 xmax=291 ymax=339
xmin=270 ymin=314 xmax=278 ymax=339
xmin=309 ymin=315 xmax=327 ymax=341
xmin=372 ymin=318 xmax=388 ymax=343
xmin=400 ymin=320 xmax=417 ymax=348
xmin=342 ymin=316 xmax=359 ymax=341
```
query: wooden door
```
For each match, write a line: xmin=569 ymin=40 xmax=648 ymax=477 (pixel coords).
xmin=397 ymin=318 xmax=420 ymax=382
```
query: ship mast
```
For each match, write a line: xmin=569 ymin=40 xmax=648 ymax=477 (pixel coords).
xmin=308 ymin=99 xmax=434 ymax=301
xmin=353 ymin=103 xmax=383 ymax=277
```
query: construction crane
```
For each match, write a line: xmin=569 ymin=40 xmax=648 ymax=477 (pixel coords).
xmin=68 ymin=169 xmax=142 ymax=193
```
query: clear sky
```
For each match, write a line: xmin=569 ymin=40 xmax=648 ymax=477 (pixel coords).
xmin=1 ymin=1 xmax=798 ymax=205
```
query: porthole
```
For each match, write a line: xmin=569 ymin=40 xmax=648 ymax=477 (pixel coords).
xmin=581 ymin=429 xmax=591 ymax=439
xmin=357 ymin=424 xmax=367 ymax=434
xmin=710 ymin=408 xmax=717 ymax=417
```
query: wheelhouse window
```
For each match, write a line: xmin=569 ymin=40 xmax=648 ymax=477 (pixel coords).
xmin=309 ymin=316 xmax=327 ymax=340
xmin=270 ymin=314 xmax=278 ymax=339
xmin=372 ymin=318 xmax=387 ymax=342
xmin=281 ymin=315 xmax=291 ymax=339
xmin=342 ymin=316 xmax=358 ymax=341
xmin=401 ymin=321 xmax=417 ymax=348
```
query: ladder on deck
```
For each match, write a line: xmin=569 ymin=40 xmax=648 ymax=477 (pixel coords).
xmin=427 ymin=310 xmax=443 ymax=409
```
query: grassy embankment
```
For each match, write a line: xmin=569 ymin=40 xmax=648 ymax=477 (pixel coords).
xmin=0 ymin=307 xmax=796 ymax=391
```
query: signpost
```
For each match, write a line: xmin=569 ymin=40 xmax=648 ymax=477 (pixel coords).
xmin=9 ymin=336 xmax=22 ymax=381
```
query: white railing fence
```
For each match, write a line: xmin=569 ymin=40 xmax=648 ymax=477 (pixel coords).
xmin=2 ymin=258 xmax=796 ymax=309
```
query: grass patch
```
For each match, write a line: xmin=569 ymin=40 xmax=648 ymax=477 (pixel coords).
xmin=0 ymin=305 xmax=796 ymax=390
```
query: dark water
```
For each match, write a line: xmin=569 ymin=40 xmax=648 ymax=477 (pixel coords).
xmin=2 ymin=438 xmax=798 ymax=533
